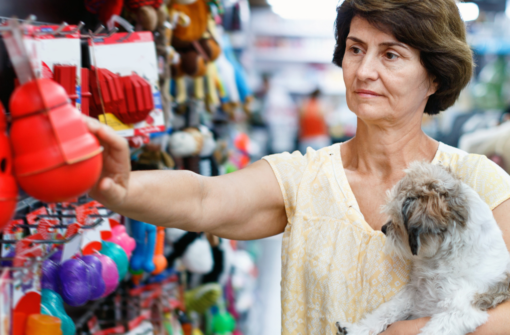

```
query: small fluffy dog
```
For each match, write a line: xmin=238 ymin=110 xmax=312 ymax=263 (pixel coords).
xmin=336 ymin=162 xmax=510 ymax=335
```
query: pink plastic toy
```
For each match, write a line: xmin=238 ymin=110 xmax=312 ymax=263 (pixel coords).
xmin=93 ymin=254 xmax=119 ymax=297
xmin=106 ymin=225 xmax=136 ymax=258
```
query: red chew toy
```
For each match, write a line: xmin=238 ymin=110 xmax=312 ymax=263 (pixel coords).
xmin=118 ymin=73 xmax=154 ymax=124
xmin=53 ymin=65 xmax=78 ymax=105
xmin=80 ymin=68 xmax=91 ymax=116
xmin=0 ymin=103 xmax=18 ymax=229
xmin=9 ymin=78 xmax=103 ymax=203
xmin=89 ymin=67 xmax=154 ymax=124
xmin=90 ymin=67 xmax=124 ymax=117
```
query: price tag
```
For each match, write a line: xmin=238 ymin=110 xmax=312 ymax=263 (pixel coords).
xmin=61 ymin=233 xmax=83 ymax=262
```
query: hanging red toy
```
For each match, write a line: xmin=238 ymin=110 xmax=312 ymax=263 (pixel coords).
xmin=9 ymin=78 xmax=103 ymax=202
xmin=0 ymin=102 xmax=18 ymax=229
xmin=3 ymin=18 xmax=103 ymax=203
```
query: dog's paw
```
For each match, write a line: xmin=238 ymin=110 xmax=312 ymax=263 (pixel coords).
xmin=336 ymin=321 xmax=348 ymax=335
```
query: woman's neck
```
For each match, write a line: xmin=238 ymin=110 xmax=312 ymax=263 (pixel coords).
xmin=342 ymin=117 xmax=438 ymax=179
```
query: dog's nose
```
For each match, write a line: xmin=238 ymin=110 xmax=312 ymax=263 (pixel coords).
xmin=381 ymin=224 xmax=387 ymax=235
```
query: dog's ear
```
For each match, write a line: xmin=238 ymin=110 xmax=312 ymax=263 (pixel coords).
xmin=408 ymin=227 xmax=421 ymax=256
xmin=402 ymin=197 xmax=421 ymax=255
xmin=401 ymin=197 xmax=416 ymax=229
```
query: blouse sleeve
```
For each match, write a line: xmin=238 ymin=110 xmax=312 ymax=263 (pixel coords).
xmin=458 ymin=155 xmax=510 ymax=210
xmin=262 ymin=150 xmax=309 ymax=223
xmin=479 ymin=156 xmax=510 ymax=210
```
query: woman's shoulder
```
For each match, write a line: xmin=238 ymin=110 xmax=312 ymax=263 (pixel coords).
xmin=262 ymin=144 xmax=341 ymax=221
xmin=436 ymin=142 xmax=510 ymax=210
xmin=263 ymin=144 xmax=337 ymax=167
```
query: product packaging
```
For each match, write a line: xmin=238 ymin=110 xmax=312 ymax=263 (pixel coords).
xmin=88 ymin=32 xmax=165 ymax=137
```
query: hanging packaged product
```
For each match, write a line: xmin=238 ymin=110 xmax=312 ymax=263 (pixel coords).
xmin=88 ymin=31 xmax=165 ymax=137
xmin=32 ymin=25 xmax=83 ymax=110
xmin=89 ymin=67 xmax=155 ymax=125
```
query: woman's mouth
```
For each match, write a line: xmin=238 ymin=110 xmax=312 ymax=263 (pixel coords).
xmin=355 ymin=89 xmax=382 ymax=98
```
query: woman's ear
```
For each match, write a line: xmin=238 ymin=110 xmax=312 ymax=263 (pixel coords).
xmin=427 ymin=77 xmax=439 ymax=97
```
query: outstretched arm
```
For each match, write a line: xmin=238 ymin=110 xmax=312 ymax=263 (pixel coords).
xmin=86 ymin=117 xmax=287 ymax=240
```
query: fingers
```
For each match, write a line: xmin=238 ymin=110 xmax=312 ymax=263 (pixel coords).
xmin=90 ymin=177 xmax=128 ymax=207
xmin=83 ymin=115 xmax=128 ymax=153
xmin=83 ymin=115 xmax=103 ymax=134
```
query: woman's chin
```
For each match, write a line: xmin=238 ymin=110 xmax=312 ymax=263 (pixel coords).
xmin=351 ymin=106 xmax=392 ymax=123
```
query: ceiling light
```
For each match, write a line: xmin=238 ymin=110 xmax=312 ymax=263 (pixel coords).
xmin=269 ymin=0 xmax=343 ymax=21
xmin=457 ymin=2 xmax=480 ymax=22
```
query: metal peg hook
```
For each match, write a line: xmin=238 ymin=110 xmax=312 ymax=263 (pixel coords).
xmin=52 ymin=22 xmax=68 ymax=35
xmin=94 ymin=25 xmax=105 ymax=36
xmin=24 ymin=15 xmax=36 ymax=25
xmin=107 ymin=26 xmax=119 ymax=37
xmin=0 ymin=248 xmax=57 ymax=272
xmin=70 ymin=21 xmax=84 ymax=34
xmin=1 ymin=218 xmax=103 ymax=245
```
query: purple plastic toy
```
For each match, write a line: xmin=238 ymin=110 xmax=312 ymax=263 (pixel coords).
xmin=58 ymin=258 xmax=91 ymax=306
xmin=42 ymin=259 xmax=60 ymax=292
xmin=80 ymin=255 xmax=105 ymax=300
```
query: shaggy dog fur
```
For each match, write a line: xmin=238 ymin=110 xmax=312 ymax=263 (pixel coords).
xmin=336 ymin=162 xmax=510 ymax=335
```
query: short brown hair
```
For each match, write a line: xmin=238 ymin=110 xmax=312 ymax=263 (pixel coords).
xmin=332 ymin=0 xmax=474 ymax=115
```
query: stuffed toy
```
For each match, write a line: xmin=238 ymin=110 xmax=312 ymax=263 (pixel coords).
xmin=193 ymin=235 xmax=233 ymax=286
xmin=165 ymin=228 xmax=213 ymax=274
xmin=154 ymin=0 xmax=189 ymax=115
xmin=125 ymin=0 xmax=166 ymax=32
xmin=198 ymin=125 xmax=219 ymax=176
xmin=132 ymin=142 xmax=175 ymax=170
xmin=221 ymin=33 xmax=253 ymax=116
xmin=231 ymin=249 xmax=256 ymax=314
xmin=198 ymin=125 xmax=215 ymax=157
xmin=185 ymin=283 xmax=222 ymax=314
xmin=169 ymin=127 xmax=204 ymax=157
xmin=169 ymin=0 xmax=222 ymax=107
xmin=213 ymin=139 xmax=229 ymax=166
xmin=84 ymin=0 xmax=124 ymax=27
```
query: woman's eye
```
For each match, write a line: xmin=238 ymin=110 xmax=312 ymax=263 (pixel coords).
xmin=385 ymin=52 xmax=399 ymax=60
xmin=351 ymin=47 xmax=362 ymax=55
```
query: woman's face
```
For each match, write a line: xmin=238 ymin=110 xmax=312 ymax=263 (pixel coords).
xmin=342 ymin=16 xmax=437 ymax=124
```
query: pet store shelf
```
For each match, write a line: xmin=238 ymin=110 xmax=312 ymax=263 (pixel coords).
xmin=253 ymin=49 xmax=333 ymax=63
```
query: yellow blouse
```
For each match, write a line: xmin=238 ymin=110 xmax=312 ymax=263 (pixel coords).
xmin=263 ymin=142 xmax=510 ymax=335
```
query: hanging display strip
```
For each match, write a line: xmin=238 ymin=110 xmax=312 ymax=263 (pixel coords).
xmin=1 ymin=21 xmax=165 ymax=138
xmin=0 ymin=196 xmax=117 ymax=335
xmin=0 ymin=194 xmax=186 ymax=335
xmin=0 ymin=8 xmax=261 ymax=334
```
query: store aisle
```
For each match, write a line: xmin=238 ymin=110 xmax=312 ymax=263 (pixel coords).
xmin=247 ymin=235 xmax=283 ymax=335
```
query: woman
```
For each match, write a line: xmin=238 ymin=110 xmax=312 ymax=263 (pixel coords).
xmin=87 ymin=0 xmax=510 ymax=334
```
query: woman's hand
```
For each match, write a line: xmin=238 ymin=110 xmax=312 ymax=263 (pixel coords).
xmin=380 ymin=318 xmax=429 ymax=335
xmin=83 ymin=116 xmax=131 ymax=207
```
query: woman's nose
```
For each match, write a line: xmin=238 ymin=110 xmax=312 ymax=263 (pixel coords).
xmin=356 ymin=54 xmax=379 ymax=82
